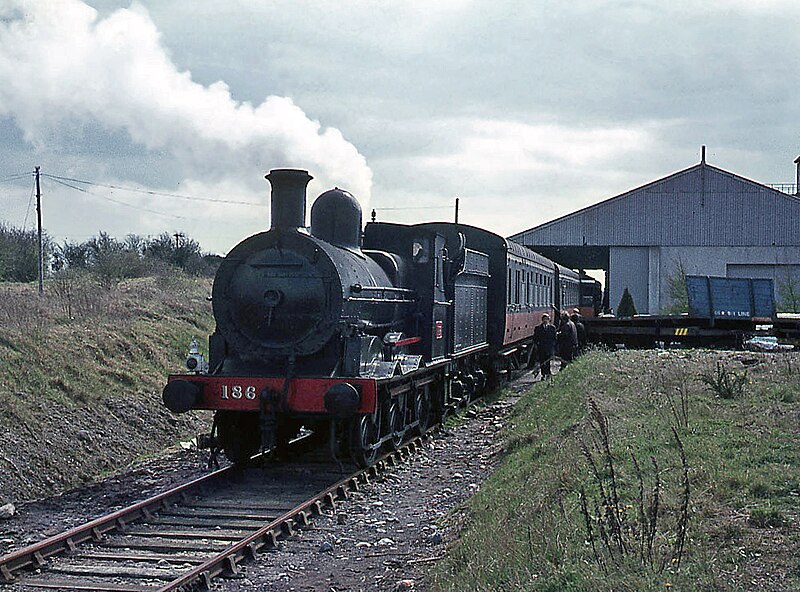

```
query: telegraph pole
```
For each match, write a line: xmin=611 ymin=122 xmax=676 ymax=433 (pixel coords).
xmin=454 ymin=197 xmax=460 ymax=224
xmin=35 ymin=166 xmax=43 ymax=296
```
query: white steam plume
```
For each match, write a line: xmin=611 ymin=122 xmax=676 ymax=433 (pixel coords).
xmin=0 ymin=0 xmax=372 ymax=205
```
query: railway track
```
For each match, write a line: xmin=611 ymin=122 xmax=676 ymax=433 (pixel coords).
xmin=0 ymin=437 xmax=429 ymax=591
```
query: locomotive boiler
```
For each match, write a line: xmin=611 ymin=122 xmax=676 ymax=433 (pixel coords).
xmin=210 ymin=169 xmax=414 ymax=376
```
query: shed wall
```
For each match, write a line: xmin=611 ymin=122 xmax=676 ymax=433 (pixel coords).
xmin=609 ymin=247 xmax=649 ymax=314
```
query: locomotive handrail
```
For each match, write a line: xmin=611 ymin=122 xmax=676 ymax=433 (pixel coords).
xmin=350 ymin=285 xmax=416 ymax=295
xmin=346 ymin=297 xmax=417 ymax=304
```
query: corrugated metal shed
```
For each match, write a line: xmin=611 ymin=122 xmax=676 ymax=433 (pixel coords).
xmin=510 ymin=162 xmax=800 ymax=247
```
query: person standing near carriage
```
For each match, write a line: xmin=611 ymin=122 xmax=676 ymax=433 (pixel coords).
xmin=570 ymin=308 xmax=586 ymax=355
xmin=533 ymin=313 xmax=557 ymax=378
xmin=556 ymin=310 xmax=578 ymax=366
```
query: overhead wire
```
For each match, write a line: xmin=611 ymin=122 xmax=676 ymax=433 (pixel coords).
xmin=0 ymin=171 xmax=33 ymax=184
xmin=41 ymin=173 xmax=453 ymax=212
xmin=46 ymin=176 xmax=189 ymax=220
xmin=28 ymin=171 xmax=452 ymax=214
xmin=1 ymin=169 xmax=276 ymax=252
xmin=42 ymin=173 xmax=262 ymax=206
xmin=373 ymin=205 xmax=453 ymax=210
xmin=22 ymin=174 xmax=35 ymax=229
xmin=4 ymin=168 xmax=457 ymax=248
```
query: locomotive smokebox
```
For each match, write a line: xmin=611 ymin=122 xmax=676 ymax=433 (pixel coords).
xmin=266 ymin=168 xmax=313 ymax=230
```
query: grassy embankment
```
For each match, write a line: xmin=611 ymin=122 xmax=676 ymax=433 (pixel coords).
xmin=0 ymin=272 xmax=214 ymax=502
xmin=432 ymin=349 xmax=799 ymax=591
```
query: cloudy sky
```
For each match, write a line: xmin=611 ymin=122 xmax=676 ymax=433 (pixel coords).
xmin=0 ymin=0 xmax=798 ymax=254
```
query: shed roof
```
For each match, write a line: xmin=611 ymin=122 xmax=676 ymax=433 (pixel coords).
xmin=510 ymin=162 xmax=800 ymax=247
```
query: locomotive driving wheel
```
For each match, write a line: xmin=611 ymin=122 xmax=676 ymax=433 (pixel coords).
xmin=414 ymin=386 xmax=431 ymax=434
xmin=350 ymin=414 xmax=380 ymax=467
xmin=386 ymin=396 xmax=405 ymax=450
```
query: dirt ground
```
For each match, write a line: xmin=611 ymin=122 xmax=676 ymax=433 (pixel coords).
xmin=0 ymin=393 xmax=209 ymax=508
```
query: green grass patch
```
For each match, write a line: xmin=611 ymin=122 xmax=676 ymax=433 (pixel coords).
xmin=0 ymin=274 xmax=213 ymax=405
xmin=430 ymin=349 xmax=800 ymax=592
xmin=0 ymin=272 xmax=214 ymax=501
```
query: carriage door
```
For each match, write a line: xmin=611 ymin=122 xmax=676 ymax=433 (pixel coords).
xmin=430 ymin=234 xmax=450 ymax=360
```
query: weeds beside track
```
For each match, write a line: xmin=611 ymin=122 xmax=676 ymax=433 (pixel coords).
xmin=430 ymin=349 xmax=800 ymax=592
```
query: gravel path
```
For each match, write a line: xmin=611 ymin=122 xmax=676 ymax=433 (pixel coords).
xmin=216 ymin=398 xmax=521 ymax=591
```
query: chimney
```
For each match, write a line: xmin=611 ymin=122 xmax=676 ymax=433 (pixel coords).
xmin=266 ymin=169 xmax=313 ymax=231
xmin=794 ymin=156 xmax=800 ymax=195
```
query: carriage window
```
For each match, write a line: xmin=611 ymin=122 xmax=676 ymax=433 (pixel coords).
xmin=524 ymin=272 xmax=529 ymax=304
xmin=525 ymin=273 xmax=533 ymax=305
xmin=524 ymin=271 xmax=528 ymax=304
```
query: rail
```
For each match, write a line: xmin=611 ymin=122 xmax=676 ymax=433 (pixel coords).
xmin=0 ymin=436 xmax=431 ymax=591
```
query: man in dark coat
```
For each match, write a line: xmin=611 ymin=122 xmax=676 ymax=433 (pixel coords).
xmin=556 ymin=310 xmax=578 ymax=366
xmin=570 ymin=308 xmax=586 ymax=354
xmin=533 ymin=313 xmax=557 ymax=378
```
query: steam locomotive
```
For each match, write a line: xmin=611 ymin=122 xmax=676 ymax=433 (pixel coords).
xmin=163 ymin=169 xmax=597 ymax=466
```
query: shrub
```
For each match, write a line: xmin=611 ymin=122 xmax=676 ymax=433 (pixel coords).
xmin=54 ymin=230 xmax=220 ymax=283
xmin=0 ymin=222 xmax=51 ymax=282
xmin=699 ymin=362 xmax=748 ymax=399
xmin=617 ymin=287 xmax=638 ymax=317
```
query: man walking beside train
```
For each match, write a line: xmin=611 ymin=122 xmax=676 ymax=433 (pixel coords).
xmin=533 ymin=313 xmax=557 ymax=378
xmin=570 ymin=308 xmax=586 ymax=354
xmin=556 ymin=311 xmax=578 ymax=366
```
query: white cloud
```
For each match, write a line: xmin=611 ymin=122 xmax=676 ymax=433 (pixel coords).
xmin=366 ymin=118 xmax=665 ymax=237
xmin=419 ymin=119 xmax=652 ymax=175
xmin=0 ymin=0 xmax=372 ymax=242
